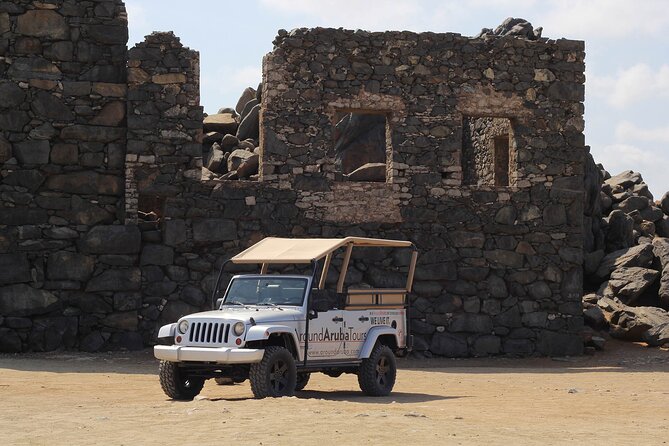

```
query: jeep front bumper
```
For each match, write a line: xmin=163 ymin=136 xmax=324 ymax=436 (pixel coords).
xmin=154 ymin=345 xmax=264 ymax=363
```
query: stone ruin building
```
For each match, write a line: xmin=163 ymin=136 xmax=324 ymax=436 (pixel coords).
xmin=0 ymin=1 xmax=586 ymax=357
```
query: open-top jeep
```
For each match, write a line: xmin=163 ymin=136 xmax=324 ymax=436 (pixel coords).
xmin=154 ymin=237 xmax=417 ymax=399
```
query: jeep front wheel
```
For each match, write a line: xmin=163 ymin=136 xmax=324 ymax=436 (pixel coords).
xmin=357 ymin=343 xmax=396 ymax=396
xmin=158 ymin=360 xmax=205 ymax=400
xmin=249 ymin=346 xmax=297 ymax=398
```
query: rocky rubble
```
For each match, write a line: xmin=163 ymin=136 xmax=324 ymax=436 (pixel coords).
xmin=582 ymin=152 xmax=669 ymax=348
xmin=201 ymin=86 xmax=262 ymax=181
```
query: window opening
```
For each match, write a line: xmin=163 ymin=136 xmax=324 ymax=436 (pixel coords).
xmin=202 ymin=86 xmax=260 ymax=182
xmin=462 ymin=116 xmax=513 ymax=187
xmin=333 ymin=111 xmax=389 ymax=182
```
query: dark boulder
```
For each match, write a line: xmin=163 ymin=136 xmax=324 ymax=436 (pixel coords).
xmin=643 ymin=322 xmax=669 ymax=346
xmin=234 ymin=87 xmax=256 ymax=114
xmin=236 ymin=104 xmax=260 ymax=141
xmin=605 ymin=170 xmax=643 ymax=191
xmin=227 ymin=149 xmax=254 ymax=172
xmin=203 ymin=113 xmax=238 ymax=134
xmin=605 ymin=267 xmax=659 ymax=305
xmin=652 ymin=237 xmax=669 ymax=305
xmin=614 ymin=195 xmax=649 ymax=214
xmin=236 ymin=153 xmax=259 ymax=179
xmin=660 ymin=191 xmax=669 ymax=215
xmin=220 ymin=134 xmax=239 ymax=151
xmin=595 ymin=243 xmax=654 ymax=281
xmin=239 ymin=98 xmax=258 ymax=122
xmin=203 ymin=131 xmax=224 ymax=145
xmin=604 ymin=210 xmax=634 ymax=252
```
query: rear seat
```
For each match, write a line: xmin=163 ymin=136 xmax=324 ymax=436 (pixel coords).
xmin=344 ymin=288 xmax=406 ymax=310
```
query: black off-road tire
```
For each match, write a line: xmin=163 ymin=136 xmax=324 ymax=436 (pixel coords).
xmin=158 ymin=360 xmax=205 ymax=400
xmin=295 ymin=372 xmax=310 ymax=391
xmin=249 ymin=346 xmax=296 ymax=398
xmin=357 ymin=343 xmax=397 ymax=396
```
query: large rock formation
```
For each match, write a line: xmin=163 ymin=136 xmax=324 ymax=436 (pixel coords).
xmin=582 ymin=153 xmax=669 ymax=348
xmin=201 ymin=86 xmax=261 ymax=181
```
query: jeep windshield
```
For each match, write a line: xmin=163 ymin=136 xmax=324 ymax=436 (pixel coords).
xmin=222 ymin=277 xmax=308 ymax=307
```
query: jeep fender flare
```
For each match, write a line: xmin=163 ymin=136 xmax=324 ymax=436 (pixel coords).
xmin=157 ymin=323 xmax=176 ymax=339
xmin=358 ymin=326 xmax=399 ymax=359
xmin=245 ymin=325 xmax=301 ymax=358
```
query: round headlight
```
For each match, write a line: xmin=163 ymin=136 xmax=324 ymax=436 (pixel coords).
xmin=233 ymin=322 xmax=245 ymax=336
xmin=178 ymin=320 xmax=189 ymax=334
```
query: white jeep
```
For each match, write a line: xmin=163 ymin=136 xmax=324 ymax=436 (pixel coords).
xmin=154 ymin=237 xmax=418 ymax=399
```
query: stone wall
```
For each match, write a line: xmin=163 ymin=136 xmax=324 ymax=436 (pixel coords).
xmin=1 ymin=6 xmax=587 ymax=357
xmin=258 ymin=28 xmax=586 ymax=356
xmin=125 ymin=31 xmax=203 ymax=223
xmin=0 ymin=0 xmax=132 ymax=351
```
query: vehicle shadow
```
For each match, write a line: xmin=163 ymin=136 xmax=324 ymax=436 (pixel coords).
xmin=195 ymin=390 xmax=461 ymax=403
xmin=294 ymin=389 xmax=460 ymax=403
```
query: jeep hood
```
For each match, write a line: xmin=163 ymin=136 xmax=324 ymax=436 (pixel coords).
xmin=181 ymin=307 xmax=303 ymax=324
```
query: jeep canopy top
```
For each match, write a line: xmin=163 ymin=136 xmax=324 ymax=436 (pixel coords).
xmin=231 ymin=237 xmax=411 ymax=264
xmin=230 ymin=237 xmax=417 ymax=292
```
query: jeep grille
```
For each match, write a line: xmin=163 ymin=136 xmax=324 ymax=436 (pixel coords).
xmin=187 ymin=321 xmax=230 ymax=345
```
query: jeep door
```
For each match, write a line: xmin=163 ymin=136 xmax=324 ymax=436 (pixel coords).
xmin=341 ymin=310 xmax=370 ymax=358
xmin=302 ymin=309 xmax=349 ymax=361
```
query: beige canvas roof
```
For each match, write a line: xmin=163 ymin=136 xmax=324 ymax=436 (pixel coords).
xmin=231 ymin=237 xmax=413 ymax=264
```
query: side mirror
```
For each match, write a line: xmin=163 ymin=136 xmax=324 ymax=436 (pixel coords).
xmin=215 ymin=298 xmax=224 ymax=309
xmin=308 ymin=309 xmax=318 ymax=320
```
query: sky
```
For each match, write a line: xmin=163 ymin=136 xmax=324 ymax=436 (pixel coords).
xmin=124 ymin=0 xmax=669 ymax=198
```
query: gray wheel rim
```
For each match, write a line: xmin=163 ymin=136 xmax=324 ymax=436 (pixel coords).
xmin=375 ymin=355 xmax=390 ymax=387
xmin=270 ymin=359 xmax=289 ymax=392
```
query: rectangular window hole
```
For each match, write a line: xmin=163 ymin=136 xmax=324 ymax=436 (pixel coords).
xmin=462 ymin=116 xmax=513 ymax=187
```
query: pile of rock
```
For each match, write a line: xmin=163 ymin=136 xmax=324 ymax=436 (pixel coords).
xmin=475 ymin=17 xmax=543 ymax=41
xmin=201 ymin=86 xmax=261 ymax=181
xmin=582 ymin=153 xmax=669 ymax=348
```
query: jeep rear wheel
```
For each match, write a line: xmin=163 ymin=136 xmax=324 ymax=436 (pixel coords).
xmin=249 ymin=346 xmax=296 ymax=398
xmin=295 ymin=372 xmax=310 ymax=391
xmin=357 ymin=343 xmax=396 ymax=396
xmin=158 ymin=360 xmax=205 ymax=400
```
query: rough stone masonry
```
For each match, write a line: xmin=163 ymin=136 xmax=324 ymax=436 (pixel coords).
xmin=0 ymin=1 xmax=586 ymax=357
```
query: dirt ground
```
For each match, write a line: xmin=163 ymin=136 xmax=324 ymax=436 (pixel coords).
xmin=0 ymin=340 xmax=668 ymax=446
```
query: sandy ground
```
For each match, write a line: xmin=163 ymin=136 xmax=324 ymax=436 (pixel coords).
xmin=0 ymin=340 xmax=668 ymax=446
